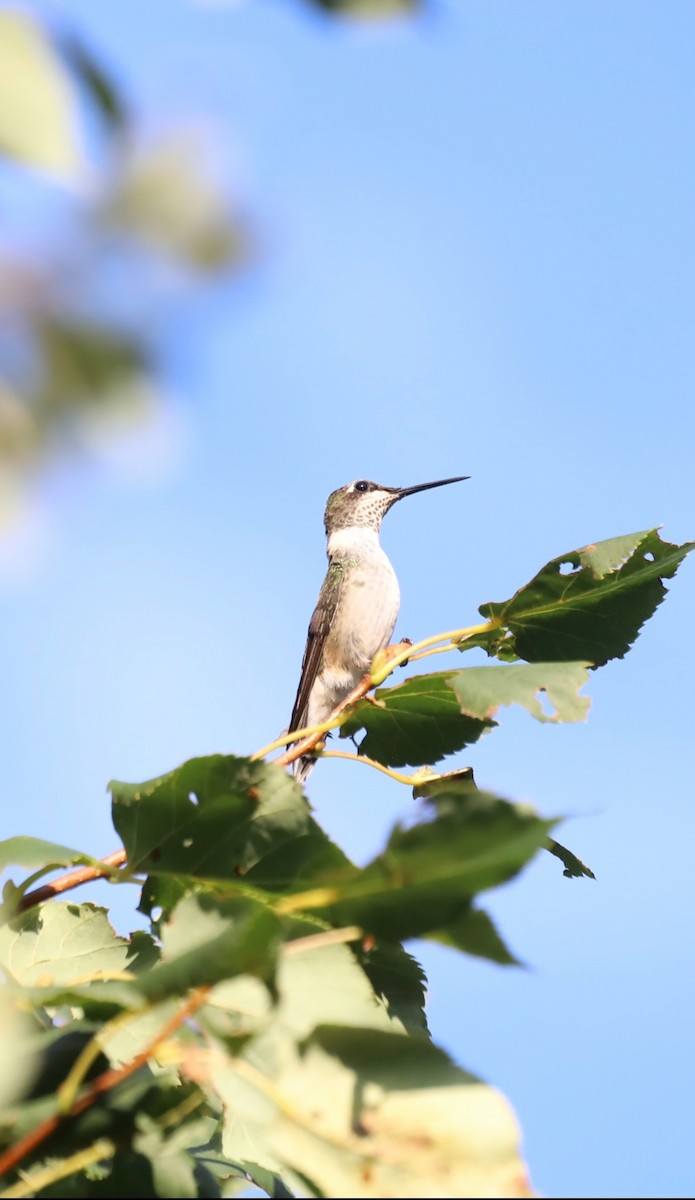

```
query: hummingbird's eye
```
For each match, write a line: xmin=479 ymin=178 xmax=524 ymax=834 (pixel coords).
xmin=354 ymin=480 xmax=370 ymax=492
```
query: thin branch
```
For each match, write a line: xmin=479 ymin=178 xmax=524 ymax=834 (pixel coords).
xmin=271 ymin=650 xmax=408 ymax=769
xmin=369 ymin=620 xmax=498 ymax=684
xmin=17 ymin=850 xmax=128 ymax=914
xmin=320 ymin=748 xmax=414 ymax=785
xmin=282 ymin=925 xmax=363 ymax=955
xmin=407 ymin=642 xmax=464 ymax=664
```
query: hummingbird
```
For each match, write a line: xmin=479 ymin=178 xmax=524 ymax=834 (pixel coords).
xmin=287 ymin=475 xmax=469 ymax=783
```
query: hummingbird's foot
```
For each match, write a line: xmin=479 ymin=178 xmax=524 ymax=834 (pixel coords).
xmin=371 ymin=640 xmax=413 ymax=685
xmin=398 ymin=637 xmax=413 ymax=667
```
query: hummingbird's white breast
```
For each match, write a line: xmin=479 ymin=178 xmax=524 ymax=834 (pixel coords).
xmin=306 ymin=525 xmax=400 ymax=728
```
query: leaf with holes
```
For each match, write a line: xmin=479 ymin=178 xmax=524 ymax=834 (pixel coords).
xmin=110 ymin=755 xmax=314 ymax=883
xmin=341 ymin=663 xmax=589 ymax=768
xmin=478 ymin=528 xmax=695 ymax=666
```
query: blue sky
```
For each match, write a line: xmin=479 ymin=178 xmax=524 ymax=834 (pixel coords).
xmin=2 ymin=2 xmax=694 ymax=1195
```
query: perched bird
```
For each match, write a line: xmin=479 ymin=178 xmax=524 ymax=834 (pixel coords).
xmin=288 ymin=476 xmax=468 ymax=782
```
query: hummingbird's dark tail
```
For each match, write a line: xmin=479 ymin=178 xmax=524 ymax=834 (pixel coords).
xmin=292 ymin=753 xmax=316 ymax=786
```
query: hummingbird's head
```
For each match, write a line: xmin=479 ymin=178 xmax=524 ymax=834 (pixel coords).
xmin=323 ymin=476 xmax=469 ymax=535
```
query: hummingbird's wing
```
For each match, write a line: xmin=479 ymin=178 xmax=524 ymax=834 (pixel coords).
xmin=288 ymin=560 xmax=344 ymax=736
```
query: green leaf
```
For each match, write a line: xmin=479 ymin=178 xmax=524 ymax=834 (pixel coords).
xmin=309 ymin=0 xmax=421 ymax=17
xmin=299 ymin=784 xmax=552 ymax=942
xmin=77 ymin=896 xmax=282 ymax=1062
xmin=20 ymin=1024 xmax=109 ymax=1102
xmin=110 ymin=756 xmax=313 ymax=884
xmin=27 ymin=1073 xmax=202 ymax=1181
xmin=227 ymin=1163 xmax=296 ymax=1197
xmin=207 ymin=928 xmax=402 ymax=1048
xmin=0 ymin=988 xmax=38 ymax=1110
xmin=430 ymin=905 xmax=522 ymax=966
xmin=341 ymin=674 xmax=494 ymax=767
xmin=58 ymin=34 xmax=128 ymax=133
xmin=0 ymin=836 xmax=99 ymax=874
xmin=35 ymin=319 xmax=150 ymax=415
xmin=545 ymin=837 xmax=596 ymax=880
xmin=0 ymin=836 xmax=103 ymax=916
xmin=227 ymin=1026 xmax=531 ymax=1199
xmin=95 ymin=1127 xmax=224 ymax=1199
xmin=101 ymin=135 xmax=245 ymax=270
xmin=341 ymin=662 xmax=589 ymax=767
xmin=136 ymin=894 xmax=281 ymax=1005
xmin=0 ymin=902 xmax=157 ymax=989
xmin=244 ymin=827 xmax=352 ymax=894
xmin=355 ymin=941 xmax=429 ymax=1036
xmin=447 ymin=662 xmax=590 ymax=722
xmin=416 ymin=767 xmax=596 ymax=884
xmin=479 ymin=528 xmax=695 ymax=667
xmin=0 ymin=10 xmax=84 ymax=177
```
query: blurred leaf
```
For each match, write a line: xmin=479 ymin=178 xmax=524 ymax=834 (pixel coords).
xmin=299 ymin=785 xmax=552 ymax=943
xmin=0 ymin=381 xmax=39 ymax=466
xmin=88 ymin=1142 xmax=220 ymax=1198
xmin=138 ymin=816 xmax=351 ymax=925
xmin=0 ymin=9 xmax=84 ymax=177
xmin=102 ymin=136 xmax=246 ymax=270
xmin=228 ymin=1026 xmax=532 ymax=1199
xmin=11 ymin=894 xmax=281 ymax=1043
xmin=308 ymin=0 xmax=421 ymax=17
xmin=244 ymin=825 xmax=352 ymax=894
xmin=274 ymin=935 xmax=398 ymax=1034
xmin=431 ymin=906 xmax=522 ymax=966
xmin=111 ymin=756 xmax=315 ymax=885
xmin=0 ymin=834 xmax=99 ymax=874
xmin=221 ymin=1163 xmax=295 ymax=1198
xmin=0 ymin=901 xmax=157 ymax=988
xmin=355 ymin=941 xmax=429 ymax=1036
xmin=545 ymin=837 xmax=595 ymax=880
xmin=136 ymin=894 xmax=281 ymax=1004
xmin=35 ymin=319 xmax=150 ymax=415
xmin=415 ymin=769 xmax=596 ymax=883
xmin=342 ymin=662 xmax=589 ymax=767
xmin=1 ymin=1069 xmax=201 ymax=1181
xmin=0 ymin=987 xmax=38 ymax=1110
xmin=201 ymin=939 xmax=423 ymax=1191
xmin=58 ymin=33 xmax=128 ymax=133
xmin=479 ymin=529 xmax=695 ymax=667
xmin=21 ymin=1024 xmax=109 ymax=1101
xmin=207 ymin=928 xmax=402 ymax=1048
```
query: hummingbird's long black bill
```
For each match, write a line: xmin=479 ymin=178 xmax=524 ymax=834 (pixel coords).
xmin=393 ymin=476 xmax=469 ymax=500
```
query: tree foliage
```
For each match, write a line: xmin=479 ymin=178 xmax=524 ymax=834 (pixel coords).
xmin=0 ymin=6 xmax=247 ymax=522
xmin=0 ymin=527 xmax=691 ymax=1197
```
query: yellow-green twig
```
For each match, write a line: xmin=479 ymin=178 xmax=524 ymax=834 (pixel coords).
xmin=251 ymin=718 xmax=336 ymax=763
xmin=320 ymin=749 xmax=414 ymax=785
xmin=406 ymin=642 xmax=462 ymax=664
xmin=283 ymin=925 xmax=363 ymax=955
xmin=251 ymin=621 xmax=498 ymax=767
xmin=369 ymin=619 xmax=498 ymax=683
